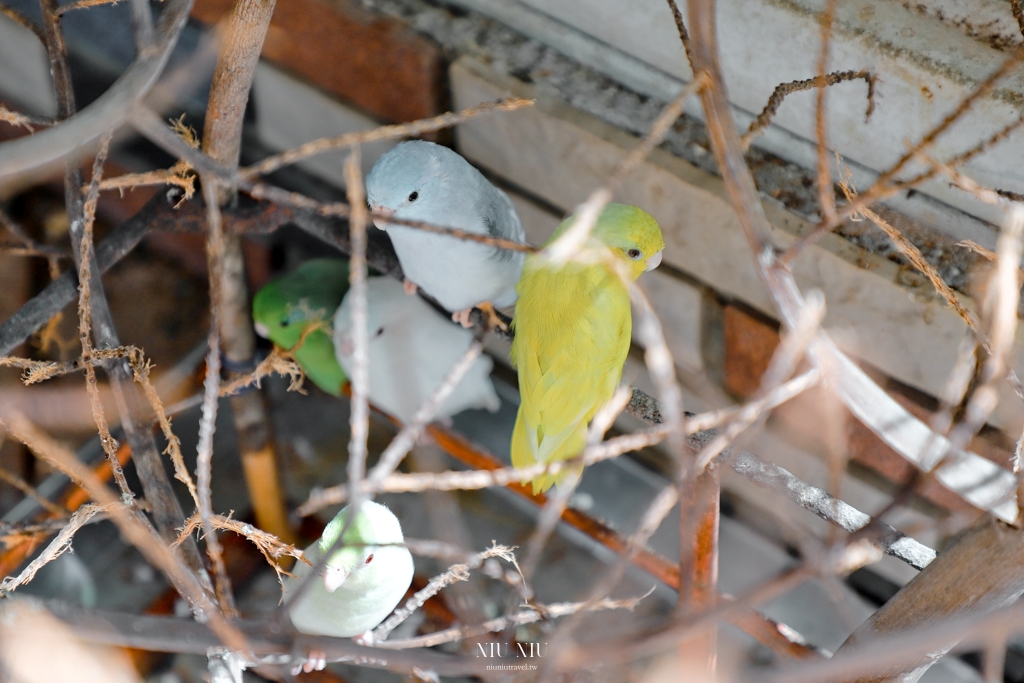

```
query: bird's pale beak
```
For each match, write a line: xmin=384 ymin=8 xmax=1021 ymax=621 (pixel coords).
xmin=370 ymin=203 xmax=394 ymax=231
xmin=254 ymin=321 xmax=270 ymax=339
xmin=645 ymin=251 xmax=663 ymax=272
xmin=323 ymin=566 xmax=351 ymax=593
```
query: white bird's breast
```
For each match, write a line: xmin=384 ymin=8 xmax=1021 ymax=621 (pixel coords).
xmin=333 ymin=278 xmax=502 ymax=424
xmin=387 ymin=224 xmax=523 ymax=311
xmin=286 ymin=546 xmax=414 ymax=638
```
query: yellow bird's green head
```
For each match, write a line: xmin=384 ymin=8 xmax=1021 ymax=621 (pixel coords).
xmin=549 ymin=203 xmax=666 ymax=280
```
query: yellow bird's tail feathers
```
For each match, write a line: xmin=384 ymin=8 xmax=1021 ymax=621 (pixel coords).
xmin=511 ymin=407 xmax=587 ymax=495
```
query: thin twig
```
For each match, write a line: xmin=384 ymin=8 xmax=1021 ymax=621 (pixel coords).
xmin=247 ymin=183 xmax=536 ymax=254
xmin=364 ymin=337 xmax=486 ymax=487
xmin=783 ymin=46 xmax=1024 ymax=262
xmin=374 ymin=592 xmax=653 ymax=650
xmin=1 ymin=413 xmax=250 ymax=652
xmin=0 ymin=463 xmax=67 ymax=517
xmin=175 ymin=513 xmax=309 ymax=587
xmin=297 ymin=426 xmax=670 ymax=515
xmin=696 ymin=367 xmax=821 ymax=471
xmin=664 ymin=0 xmax=692 ymax=65
xmin=814 ymin=0 xmax=839 ymax=225
xmin=344 ymin=149 xmax=371 ymax=508
xmin=219 ymin=344 xmax=306 ymax=396
xmin=74 ymin=132 xmax=136 ymax=502
xmin=0 ymin=105 xmax=55 ymax=132
xmin=836 ymin=154 xmax=978 ymax=332
xmin=56 ymin=0 xmax=124 ymax=15
xmin=197 ymin=178 xmax=237 ymax=616
xmin=741 ymin=70 xmax=875 ymax=149
xmin=0 ymin=503 xmax=114 ymax=593
xmin=372 ymin=544 xmax=517 ymax=642
xmin=239 ymin=98 xmax=535 ymax=179
xmin=96 ymin=169 xmax=195 ymax=202
xmin=0 ymin=516 xmax=85 ymax=542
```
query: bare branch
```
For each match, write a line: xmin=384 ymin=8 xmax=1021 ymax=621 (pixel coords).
xmin=783 ymin=46 xmax=1024 ymax=261
xmin=741 ymin=70 xmax=875 ymax=149
xmin=0 ymin=0 xmax=195 ymax=181
xmin=364 ymin=337 xmax=486 ymax=487
xmin=0 ymin=503 xmax=114 ymax=594
xmin=372 ymin=544 xmax=517 ymax=642
xmin=197 ymin=178 xmax=237 ymax=616
xmin=239 ymin=97 xmax=535 ymax=179
xmin=376 ymin=592 xmax=654 ymax=651
xmin=344 ymin=148 xmax=371 ymax=511
xmin=0 ymin=463 xmax=67 ymax=517
xmin=0 ymin=413 xmax=249 ymax=651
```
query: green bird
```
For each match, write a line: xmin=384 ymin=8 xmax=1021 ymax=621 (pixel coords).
xmin=252 ymin=258 xmax=350 ymax=396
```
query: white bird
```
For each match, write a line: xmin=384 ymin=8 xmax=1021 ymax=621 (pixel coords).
xmin=364 ymin=140 xmax=526 ymax=328
xmin=333 ymin=277 xmax=501 ymax=424
xmin=285 ymin=501 xmax=414 ymax=641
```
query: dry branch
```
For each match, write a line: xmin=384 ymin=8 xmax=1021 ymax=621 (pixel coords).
xmin=376 ymin=592 xmax=653 ymax=651
xmin=44 ymin=601 xmax=484 ymax=676
xmin=0 ymin=413 xmax=248 ymax=651
xmin=741 ymin=70 xmax=876 ymax=148
xmin=372 ymin=544 xmax=517 ymax=642
xmin=344 ymin=148 xmax=371 ymax=507
xmin=36 ymin=0 xmax=209 ymax=579
xmin=196 ymin=178 xmax=237 ymax=616
xmin=784 ymin=47 xmax=1024 ymax=261
xmin=176 ymin=513 xmax=308 ymax=586
xmin=0 ymin=503 xmax=114 ymax=594
xmin=836 ymin=158 xmax=977 ymax=331
xmin=686 ymin=0 xmax=1018 ymax=524
xmin=201 ymin=0 xmax=293 ymax=549
xmin=0 ymin=0 xmax=195 ymax=180
xmin=239 ymin=97 xmax=535 ymax=179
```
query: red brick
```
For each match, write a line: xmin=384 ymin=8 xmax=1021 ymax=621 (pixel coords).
xmin=192 ymin=0 xmax=445 ymax=123
xmin=723 ymin=302 xmax=780 ymax=399
xmin=723 ymin=301 xmax=1004 ymax=517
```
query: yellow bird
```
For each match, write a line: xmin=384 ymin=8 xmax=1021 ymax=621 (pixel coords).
xmin=511 ymin=203 xmax=666 ymax=493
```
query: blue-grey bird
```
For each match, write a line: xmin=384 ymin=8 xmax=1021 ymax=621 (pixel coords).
xmin=364 ymin=140 xmax=525 ymax=328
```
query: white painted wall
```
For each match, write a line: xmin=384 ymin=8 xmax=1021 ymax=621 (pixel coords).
xmin=452 ymin=0 xmax=1024 ymax=244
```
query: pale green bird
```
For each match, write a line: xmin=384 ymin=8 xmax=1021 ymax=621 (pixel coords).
xmin=510 ymin=204 xmax=665 ymax=493
xmin=252 ymin=259 xmax=349 ymax=396
xmin=285 ymin=501 xmax=414 ymax=640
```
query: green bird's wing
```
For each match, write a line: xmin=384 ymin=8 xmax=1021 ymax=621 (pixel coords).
xmin=253 ymin=258 xmax=350 ymax=394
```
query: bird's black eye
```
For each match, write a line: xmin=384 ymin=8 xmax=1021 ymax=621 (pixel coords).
xmin=365 ymin=554 xmax=374 ymax=564
xmin=280 ymin=318 xmax=290 ymax=327
xmin=374 ymin=327 xmax=384 ymax=338
xmin=408 ymin=191 xmax=419 ymax=202
xmin=627 ymin=248 xmax=642 ymax=259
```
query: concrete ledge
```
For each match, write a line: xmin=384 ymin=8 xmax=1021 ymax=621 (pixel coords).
xmin=450 ymin=57 xmax=1024 ymax=435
